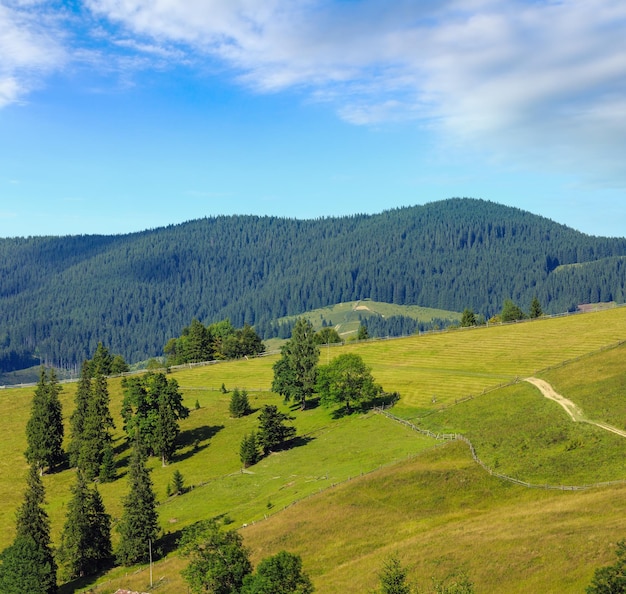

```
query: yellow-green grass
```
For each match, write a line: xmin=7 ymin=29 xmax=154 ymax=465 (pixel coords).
xmin=2 ymin=307 xmax=626 ymax=590
xmin=331 ymin=307 xmax=626 ymax=412
xmin=239 ymin=440 xmax=626 ymax=594
xmin=0 ymin=378 xmax=436 ymax=590
xmin=539 ymin=343 xmax=626 ymax=430
xmin=176 ymin=306 xmax=626 ymax=414
xmin=419 ymin=382 xmax=626 ymax=484
xmin=67 ymin=441 xmax=626 ymax=594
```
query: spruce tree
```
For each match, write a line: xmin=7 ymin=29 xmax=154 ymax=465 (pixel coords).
xmin=98 ymin=443 xmax=116 ymax=482
xmin=122 ymin=372 xmax=188 ymax=465
xmin=79 ymin=371 xmax=115 ymax=480
xmin=240 ymin=431 xmax=260 ymax=468
xmin=116 ymin=442 xmax=159 ymax=566
xmin=57 ymin=472 xmax=112 ymax=580
xmin=171 ymin=469 xmax=185 ymax=495
xmin=25 ymin=367 xmax=64 ymax=474
xmin=272 ymin=318 xmax=319 ymax=410
xmin=529 ymin=296 xmax=543 ymax=319
xmin=152 ymin=373 xmax=189 ymax=465
xmin=378 ymin=554 xmax=412 ymax=594
xmin=229 ymin=388 xmax=252 ymax=418
xmin=68 ymin=361 xmax=92 ymax=468
xmin=257 ymin=405 xmax=296 ymax=456
xmin=0 ymin=465 xmax=57 ymax=592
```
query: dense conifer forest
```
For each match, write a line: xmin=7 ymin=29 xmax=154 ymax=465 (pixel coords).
xmin=1 ymin=198 xmax=626 ymax=373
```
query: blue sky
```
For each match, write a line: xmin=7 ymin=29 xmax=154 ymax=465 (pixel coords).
xmin=1 ymin=0 xmax=625 ymax=238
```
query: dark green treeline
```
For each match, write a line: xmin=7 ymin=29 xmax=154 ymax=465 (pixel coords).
xmin=2 ymin=198 xmax=626 ymax=371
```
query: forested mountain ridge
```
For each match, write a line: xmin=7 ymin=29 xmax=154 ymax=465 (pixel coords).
xmin=2 ymin=198 xmax=626 ymax=373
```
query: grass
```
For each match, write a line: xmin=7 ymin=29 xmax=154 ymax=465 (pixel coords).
xmin=272 ymin=299 xmax=462 ymax=339
xmin=2 ymin=306 xmax=626 ymax=591
xmin=419 ymin=382 xmax=626 ymax=484
xmin=241 ymin=441 xmax=626 ymax=593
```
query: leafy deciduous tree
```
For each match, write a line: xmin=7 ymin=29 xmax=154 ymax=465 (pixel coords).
xmin=314 ymin=327 xmax=342 ymax=345
xmin=587 ymin=540 xmax=626 ymax=594
xmin=500 ymin=299 xmax=526 ymax=322
xmin=316 ymin=353 xmax=381 ymax=414
xmin=241 ymin=551 xmax=314 ymax=594
xmin=180 ymin=519 xmax=253 ymax=594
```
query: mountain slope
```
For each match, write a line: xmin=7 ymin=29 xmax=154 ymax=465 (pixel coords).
xmin=1 ymin=198 xmax=626 ymax=371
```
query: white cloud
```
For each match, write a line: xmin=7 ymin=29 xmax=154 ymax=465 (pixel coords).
xmin=4 ymin=0 xmax=626 ymax=187
xmin=0 ymin=1 xmax=66 ymax=106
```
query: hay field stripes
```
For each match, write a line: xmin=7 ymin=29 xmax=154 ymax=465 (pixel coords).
xmin=377 ymin=408 xmax=626 ymax=491
xmin=525 ymin=377 xmax=626 ymax=438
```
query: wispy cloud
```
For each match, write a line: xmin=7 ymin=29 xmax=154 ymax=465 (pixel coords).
xmin=0 ymin=1 xmax=66 ymax=106
xmin=3 ymin=1 xmax=626 ymax=187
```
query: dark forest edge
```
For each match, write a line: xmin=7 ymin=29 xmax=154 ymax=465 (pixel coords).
xmin=2 ymin=198 xmax=626 ymax=375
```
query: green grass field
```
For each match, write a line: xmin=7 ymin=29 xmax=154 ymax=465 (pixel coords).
xmin=271 ymin=299 xmax=461 ymax=340
xmin=1 ymin=306 xmax=626 ymax=592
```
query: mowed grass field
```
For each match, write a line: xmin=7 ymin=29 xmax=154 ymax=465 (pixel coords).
xmin=0 ymin=306 xmax=626 ymax=591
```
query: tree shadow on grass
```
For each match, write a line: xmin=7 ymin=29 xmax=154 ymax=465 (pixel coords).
xmin=329 ymin=392 xmax=400 ymax=420
xmin=284 ymin=435 xmax=315 ymax=450
xmin=173 ymin=424 xmax=225 ymax=462
xmin=57 ymin=559 xmax=115 ymax=594
xmin=113 ymin=436 xmax=130 ymax=456
xmin=287 ymin=396 xmax=320 ymax=412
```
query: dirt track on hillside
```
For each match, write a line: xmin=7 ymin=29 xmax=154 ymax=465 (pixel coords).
xmin=524 ymin=377 xmax=626 ymax=439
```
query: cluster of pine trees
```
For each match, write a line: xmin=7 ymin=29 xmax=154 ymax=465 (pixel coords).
xmin=0 ymin=343 xmax=188 ymax=590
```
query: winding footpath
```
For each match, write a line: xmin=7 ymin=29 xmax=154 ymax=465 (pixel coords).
xmin=524 ymin=377 xmax=626 ymax=439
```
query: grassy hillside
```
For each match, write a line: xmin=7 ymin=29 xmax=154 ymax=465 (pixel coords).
xmin=1 ymin=307 xmax=626 ymax=591
xmin=271 ymin=299 xmax=461 ymax=339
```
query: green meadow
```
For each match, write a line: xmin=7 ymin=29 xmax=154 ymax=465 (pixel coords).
xmin=1 ymin=306 xmax=626 ymax=592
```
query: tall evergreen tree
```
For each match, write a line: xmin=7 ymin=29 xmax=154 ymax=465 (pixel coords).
xmin=122 ymin=372 xmax=188 ymax=464
xmin=89 ymin=342 xmax=113 ymax=376
xmin=0 ymin=465 xmax=57 ymax=592
xmin=68 ymin=361 xmax=92 ymax=468
xmin=529 ymin=296 xmax=543 ymax=319
xmin=57 ymin=472 xmax=112 ymax=580
xmin=272 ymin=318 xmax=319 ymax=410
xmin=116 ymin=442 xmax=159 ymax=566
xmin=25 ymin=367 xmax=64 ymax=474
xmin=229 ymin=388 xmax=252 ymax=418
xmin=460 ymin=308 xmax=477 ymax=327
xmin=240 ymin=431 xmax=260 ymax=468
xmin=79 ymin=371 xmax=115 ymax=480
xmin=378 ymin=554 xmax=412 ymax=594
xmin=257 ymin=405 xmax=296 ymax=456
